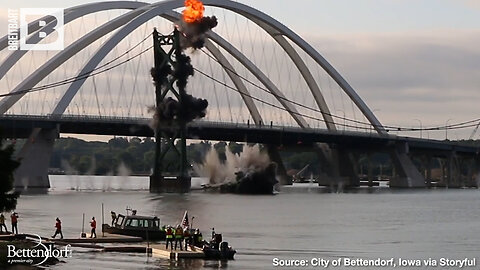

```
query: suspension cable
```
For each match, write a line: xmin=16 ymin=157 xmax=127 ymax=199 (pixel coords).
xmin=199 ymin=49 xmax=480 ymax=132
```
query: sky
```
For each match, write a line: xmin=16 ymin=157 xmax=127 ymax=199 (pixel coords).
xmin=0 ymin=0 xmax=479 ymax=140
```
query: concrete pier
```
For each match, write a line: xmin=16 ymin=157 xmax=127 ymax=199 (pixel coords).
xmin=14 ymin=128 xmax=58 ymax=190
xmin=389 ymin=142 xmax=426 ymax=188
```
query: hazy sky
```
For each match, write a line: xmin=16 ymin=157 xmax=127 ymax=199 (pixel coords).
xmin=2 ymin=0 xmax=480 ymax=33
xmin=0 ymin=0 xmax=479 ymax=140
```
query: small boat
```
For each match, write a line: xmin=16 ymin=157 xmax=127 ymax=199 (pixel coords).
xmin=202 ymin=234 xmax=236 ymax=260
xmin=102 ymin=214 xmax=165 ymax=240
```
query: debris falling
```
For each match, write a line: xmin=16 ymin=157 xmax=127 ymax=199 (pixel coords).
xmin=194 ymin=144 xmax=279 ymax=194
xmin=149 ymin=52 xmax=208 ymax=125
xmin=149 ymin=0 xmax=217 ymax=129
xmin=177 ymin=16 xmax=218 ymax=49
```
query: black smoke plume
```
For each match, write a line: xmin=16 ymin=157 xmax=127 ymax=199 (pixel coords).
xmin=178 ymin=16 xmax=218 ymax=49
xmin=150 ymin=52 xmax=208 ymax=125
xmin=154 ymin=95 xmax=208 ymax=124
xmin=150 ymin=64 xmax=172 ymax=88
xmin=174 ymin=53 xmax=194 ymax=91
xmin=149 ymin=15 xmax=217 ymax=129
xmin=228 ymin=163 xmax=279 ymax=194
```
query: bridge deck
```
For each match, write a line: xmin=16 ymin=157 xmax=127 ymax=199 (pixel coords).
xmin=0 ymin=114 xmax=478 ymax=155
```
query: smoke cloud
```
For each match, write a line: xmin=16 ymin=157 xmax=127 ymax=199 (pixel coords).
xmin=149 ymin=15 xmax=217 ymax=129
xmin=149 ymin=49 xmax=208 ymax=127
xmin=194 ymin=144 xmax=278 ymax=194
xmin=177 ymin=16 xmax=218 ymax=49
xmin=151 ymin=95 xmax=208 ymax=124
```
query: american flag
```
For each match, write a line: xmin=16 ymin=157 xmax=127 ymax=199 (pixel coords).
xmin=181 ymin=211 xmax=189 ymax=228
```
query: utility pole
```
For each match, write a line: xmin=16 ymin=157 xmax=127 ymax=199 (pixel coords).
xmin=150 ymin=28 xmax=190 ymax=193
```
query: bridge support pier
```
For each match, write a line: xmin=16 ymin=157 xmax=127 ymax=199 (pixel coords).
xmin=367 ymin=153 xmax=374 ymax=187
xmin=14 ymin=128 xmax=58 ymax=191
xmin=266 ymin=145 xmax=291 ymax=185
xmin=447 ymin=152 xmax=454 ymax=187
xmin=150 ymin=176 xmax=191 ymax=193
xmin=337 ymin=149 xmax=360 ymax=187
xmin=465 ymin=158 xmax=474 ymax=187
xmin=475 ymin=157 xmax=480 ymax=187
xmin=389 ymin=142 xmax=426 ymax=188
xmin=424 ymin=154 xmax=433 ymax=187
xmin=464 ymin=157 xmax=479 ymax=188
xmin=447 ymin=151 xmax=464 ymax=188
xmin=315 ymin=144 xmax=359 ymax=188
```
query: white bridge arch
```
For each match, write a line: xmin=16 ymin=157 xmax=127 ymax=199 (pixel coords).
xmin=0 ymin=0 xmax=386 ymax=134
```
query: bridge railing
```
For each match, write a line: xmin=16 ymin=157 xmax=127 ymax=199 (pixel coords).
xmin=0 ymin=113 xmax=389 ymax=138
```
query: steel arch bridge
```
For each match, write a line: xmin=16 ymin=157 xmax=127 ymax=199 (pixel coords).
xmin=3 ymin=0 xmax=470 ymax=191
xmin=0 ymin=0 xmax=384 ymax=134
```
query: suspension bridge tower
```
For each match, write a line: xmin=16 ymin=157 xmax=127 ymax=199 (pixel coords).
xmin=149 ymin=28 xmax=191 ymax=193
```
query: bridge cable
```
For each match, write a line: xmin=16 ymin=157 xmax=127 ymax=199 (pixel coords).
xmin=469 ymin=121 xmax=480 ymax=140
xmin=193 ymin=66 xmax=480 ymax=132
xmin=0 ymin=46 xmax=153 ymax=100
xmin=0 ymin=33 xmax=153 ymax=98
xmin=128 ymin=25 xmax=149 ymax=117
xmin=92 ymin=76 xmax=102 ymax=117
xmin=0 ymin=35 xmax=153 ymax=98
xmin=2 ymin=33 xmax=478 ymax=133
xmin=193 ymin=66 xmax=369 ymax=130
xmin=199 ymin=49 xmax=480 ymax=133
xmin=200 ymin=48 xmax=376 ymax=128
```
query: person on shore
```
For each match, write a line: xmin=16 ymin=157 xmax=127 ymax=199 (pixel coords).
xmin=165 ymin=225 xmax=174 ymax=250
xmin=110 ymin=211 xmax=117 ymax=226
xmin=211 ymin=227 xmax=215 ymax=240
xmin=90 ymin=217 xmax=97 ymax=238
xmin=183 ymin=227 xmax=191 ymax=250
xmin=193 ymin=228 xmax=203 ymax=247
xmin=174 ymin=225 xmax=184 ymax=251
xmin=0 ymin=214 xmax=8 ymax=233
xmin=52 ymin=217 xmax=63 ymax=239
xmin=10 ymin=212 xmax=18 ymax=234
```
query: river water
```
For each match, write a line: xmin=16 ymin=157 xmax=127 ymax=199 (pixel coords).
xmin=12 ymin=175 xmax=480 ymax=269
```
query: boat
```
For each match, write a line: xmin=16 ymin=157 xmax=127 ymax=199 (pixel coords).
xmin=103 ymin=210 xmax=236 ymax=260
xmin=202 ymin=234 xmax=236 ymax=260
xmin=102 ymin=214 xmax=166 ymax=240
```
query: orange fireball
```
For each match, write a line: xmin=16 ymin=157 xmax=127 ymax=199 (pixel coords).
xmin=183 ymin=0 xmax=205 ymax=23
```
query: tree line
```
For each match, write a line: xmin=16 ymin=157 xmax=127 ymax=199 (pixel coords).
xmin=45 ymin=137 xmax=325 ymax=176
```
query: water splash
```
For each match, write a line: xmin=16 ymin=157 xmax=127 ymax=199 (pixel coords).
xmin=61 ymin=159 xmax=79 ymax=190
xmin=117 ymin=162 xmax=132 ymax=190
xmin=194 ymin=144 xmax=272 ymax=185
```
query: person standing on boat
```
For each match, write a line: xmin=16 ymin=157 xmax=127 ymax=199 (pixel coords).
xmin=52 ymin=217 xmax=63 ymax=239
xmin=174 ymin=225 xmax=184 ymax=250
xmin=165 ymin=225 xmax=174 ymax=250
xmin=0 ymin=214 xmax=8 ymax=233
xmin=90 ymin=217 xmax=97 ymax=238
xmin=211 ymin=227 xmax=215 ymax=240
xmin=193 ymin=229 xmax=203 ymax=247
xmin=10 ymin=212 xmax=18 ymax=234
xmin=110 ymin=211 xmax=117 ymax=226
xmin=183 ymin=227 xmax=191 ymax=250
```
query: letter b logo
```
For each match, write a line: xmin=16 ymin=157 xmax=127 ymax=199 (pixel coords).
xmin=19 ymin=8 xmax=64 ymax=51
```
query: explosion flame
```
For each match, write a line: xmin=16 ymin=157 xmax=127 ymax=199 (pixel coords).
xmin=183 ymin=0 xmax=205 ymax=23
